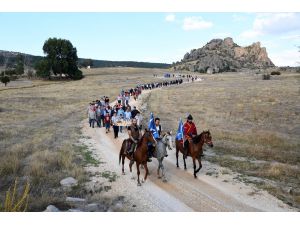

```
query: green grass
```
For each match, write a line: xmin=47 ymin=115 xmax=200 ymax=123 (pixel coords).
xmin=75 ymin=145 xmax=101 ymax=167
xmin=100 ymin=171 xmax=118 ymax=183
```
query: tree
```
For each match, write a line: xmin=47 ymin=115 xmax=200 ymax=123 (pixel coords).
xmin=35 ymin=58 xmax=51 ymax=79
xmin=1 ymin=76 xmax=10 ymax=86
xmin=42 ymin=37 xmax=83 ymax=80
xmin=15 ymin=54 xmax=24 ymax=75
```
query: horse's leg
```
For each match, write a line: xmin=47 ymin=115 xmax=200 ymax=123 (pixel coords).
xmin=161 ymin=158 xmax=167 ymax=182
xmin=176 ymin=148 xmax=179 ymax=168
xmin=136 ymin=163 xmax=141 ymax=186
xmin=183 ymin=153 xmax=187 ymax=170
xmin=129 ymin=158 xmax=135 ymax=180
xmin=157 ymin=159 xmax=162 ymax=179
xmin=122 ymin=155 xmax=125 ymax=175
xmin=143 ymin=163 xmax=149 ymax=182
xmin=192 ymin=157 xmax=197 ymax=178
xmin=196 ymin=157 xmax=202 ymax=174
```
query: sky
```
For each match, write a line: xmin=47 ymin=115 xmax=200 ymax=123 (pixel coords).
xmin=0 ymin=12 xmax=299 ymax=66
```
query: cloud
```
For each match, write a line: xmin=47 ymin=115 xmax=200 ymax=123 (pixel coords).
xmin=240 ymin=13 xmax=300 ymax=39
xmin=240 ymin=30 xmax=262 ymax=39
xmin=165 ymin=14 xmax=175 ymax=22
xmin=182 ymin=17 xmax=213 ymax=31
xmin=279 ymin=34 xmax=300 ymax=40
xmin=269 ymin=49 xmax=299 ymax=67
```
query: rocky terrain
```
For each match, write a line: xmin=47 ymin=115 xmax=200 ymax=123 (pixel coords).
xmin=173 ymin=37 xmax=275 ymax=73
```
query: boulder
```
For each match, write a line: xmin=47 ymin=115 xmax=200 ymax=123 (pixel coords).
xmin=66 ymin=197 xmax=86 ymax=203
xmin=44 ymin=205 xmax=60 ymax=212
xmin=60 ymin=177 xmax=78 ymax=188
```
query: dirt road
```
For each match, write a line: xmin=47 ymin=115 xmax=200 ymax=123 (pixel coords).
xmin=82 ymin=85 xmax=296 ymax=212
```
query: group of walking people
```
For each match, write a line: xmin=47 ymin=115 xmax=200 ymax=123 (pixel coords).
xmin=87 ymin=75 xmax=195 ymax=161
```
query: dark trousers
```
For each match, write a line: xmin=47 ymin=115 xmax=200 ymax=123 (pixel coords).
xmin=89 ymin=118 xmax=95 ymax=128
xmin=96 ymin=116 xmax=102 ymax=127
xmin=113 ymin=125 xmax=119 ymax=138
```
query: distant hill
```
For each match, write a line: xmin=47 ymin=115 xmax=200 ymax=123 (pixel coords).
xmin=0 ymin=50 xmax=171 ymax=69
xmin=173 ymin=37 xmax=275 ymax=73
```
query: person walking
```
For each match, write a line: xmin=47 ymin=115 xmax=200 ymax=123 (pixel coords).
xmin=111 ymin=112 xmax=119 ymax=139
xmin=104 ymin=112 xmax=111 ymax=133
xmin=124 ymin=107 xmax=132 ymax=121
xmin=96 ymin=105 xmax=102 ymax=127
xmin=88 ymin=104 xmax=96 ymax=128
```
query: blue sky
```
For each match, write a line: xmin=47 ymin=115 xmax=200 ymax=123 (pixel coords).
xmin=0 ymin=13 xmax=299 ymax=66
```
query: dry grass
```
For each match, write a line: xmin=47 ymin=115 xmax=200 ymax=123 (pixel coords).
xmin=145 ymin=72 xmax=300 ymax=208
xmin=0 ymin=67 xmax=168 ymax=211
xmin=0 ymin=178 xmax=30 ymax=212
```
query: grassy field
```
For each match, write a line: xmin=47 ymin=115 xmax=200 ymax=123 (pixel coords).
xmin=0 ymin=67 xmax=167 ymax=211
xmin=145 ymin=72 xmax=300 ymax=208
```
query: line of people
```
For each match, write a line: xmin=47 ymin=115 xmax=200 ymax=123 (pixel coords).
xmin=87 ymin=77 xmax=190 ymax=161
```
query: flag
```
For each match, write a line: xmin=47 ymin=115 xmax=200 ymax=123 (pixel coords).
xmin=176 ymin=118 xmax=184 ymax=140
xmin=148 ymin=112 xmax=159 ymax=139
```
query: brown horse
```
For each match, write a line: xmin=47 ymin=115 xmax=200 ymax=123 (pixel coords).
xmin=119 ymin=129 xmax=157 ymax=186
xmin=175 ymin=130 xmax=213 ymax=178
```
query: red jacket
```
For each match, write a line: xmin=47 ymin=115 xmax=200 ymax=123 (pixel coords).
xmin=183 ymin=121 xmax=197 ymax=140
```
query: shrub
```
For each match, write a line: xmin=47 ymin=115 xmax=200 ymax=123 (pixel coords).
xmin=1 ymin=75 xmax=10 ymax=86
xmin=262 ymin=74 xmax=270 ymax=80
xmin=271 ymin=71 xmax=281 ymax=75
xmin=0 ymin=178 xmax=30 ymax=212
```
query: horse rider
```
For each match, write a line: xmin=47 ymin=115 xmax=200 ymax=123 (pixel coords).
xmin=148 ymin=117 xmax=168 ymax=162
xmin=127 ymin=118 xmax=141 ymax=159
xmin=183 ymin=114 xmax=197 ymax=159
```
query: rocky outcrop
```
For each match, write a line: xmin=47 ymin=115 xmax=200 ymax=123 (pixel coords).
xmin=173 ymin=37 xmax=275 ymax=73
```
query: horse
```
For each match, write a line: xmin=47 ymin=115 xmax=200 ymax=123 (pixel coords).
xmin=152 ymin=132 xmax=174 ymax=182
xmin=119 ymin=129 xmax=157 ymax=186
xmin=175 ymin=130 xmax=213 ymax=178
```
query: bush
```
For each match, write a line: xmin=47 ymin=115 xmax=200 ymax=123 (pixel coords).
xmin=262 ymin=74 xmax=271 ymax=80
xmin=27 ymin=69 xmax=35 ymax=78
xmin=271 ymin=71 xmax=281 ymax=75
xmin=1 ymin=75 xmax=10 ymax=86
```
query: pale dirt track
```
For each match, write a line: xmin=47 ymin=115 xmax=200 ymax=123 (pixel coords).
xmin=82 ymin=83 xmax=296 ymax=212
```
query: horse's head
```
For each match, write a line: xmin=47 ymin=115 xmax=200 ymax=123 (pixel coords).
xmin=203 ymin=130 xmax=213 ymax=147
xmin=162 ymin=131 xmax=174 ymax=150
xmin=144 ymin=128 xmax=157 ymax=147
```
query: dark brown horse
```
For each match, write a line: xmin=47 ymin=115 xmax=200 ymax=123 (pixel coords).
xmin=175 ymin=130 xmax=213 ymax=178
xmin=119 ymin=129 xmax=157 ymax=186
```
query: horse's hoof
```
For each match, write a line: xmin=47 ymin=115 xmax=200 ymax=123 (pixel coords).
xmin=141 ymin=179 xmax=145 ymax=183
xmin=158 ymin=176 xmax=161 ymax=179
xmin=184 ymin=167 xmax=187 ymax=170
xmin=137 ymin=183 xmax=141 ymax=186
xmin=194 ymin=175 xmax=197 ymax=178
xmin=131 ymin=176 xmax=135 ymax=180
xmin=163 ymin=178 xmax=167 ymax=183
xmin=122 ymin=172 xmax=125 ymax=175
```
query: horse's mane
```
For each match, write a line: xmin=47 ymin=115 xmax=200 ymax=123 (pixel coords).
xmin=192 ymin=131 xmax=208 ymax=144
xmin=136 ymin=132 xmax=146 ymax=149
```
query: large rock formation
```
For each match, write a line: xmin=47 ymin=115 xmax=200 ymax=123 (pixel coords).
xmin=173 ymin=37 xmax=275 ymax=73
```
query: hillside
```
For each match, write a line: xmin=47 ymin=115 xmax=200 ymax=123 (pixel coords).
xmin=173 ymin=37 xmax=275 ymax=73
xmin=0 ymin=50 xmax=170 ymax=69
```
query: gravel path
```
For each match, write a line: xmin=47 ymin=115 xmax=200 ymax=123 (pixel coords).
xmin=81 ymin=82 xmax=296 ymax=212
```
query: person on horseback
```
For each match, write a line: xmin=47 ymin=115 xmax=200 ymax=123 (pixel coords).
xmin=183 ymin=114 xmax=197 ymax=159
xmin=127 ymin=118 xmax=141 ymax=156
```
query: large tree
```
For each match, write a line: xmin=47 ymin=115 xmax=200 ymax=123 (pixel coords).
xmin=36 ymin=38 xmax=83 ymax=80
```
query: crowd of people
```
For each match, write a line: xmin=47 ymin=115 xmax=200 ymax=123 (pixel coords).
xmin=86 ymin=75 xmax=202 ymax=161
xmin=87 ymin=78 xmax=185 ymax=137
